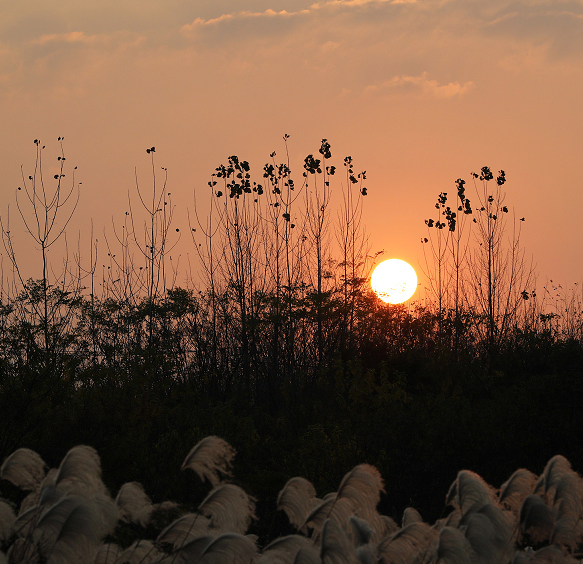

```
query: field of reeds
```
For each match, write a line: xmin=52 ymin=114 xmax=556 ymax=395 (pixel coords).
xmin=1 ymin=435 xmax=582 ymax=563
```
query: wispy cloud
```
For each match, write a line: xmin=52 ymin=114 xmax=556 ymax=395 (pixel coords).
xmin=365 ymin=72 xmax=475 ymax=98
xmin=181 ymin=0 xmax=418 ymax=34
xmin=486 ymin=12 xmax=519 ymax=26
xmin=317 ymin=0 xmax=417 ymax=6
xmin=33 ymin=32 xmax=103 ymax=46
xmin=482 ymin=2 xmax=583 ymax=59
xmin=181 ymin=8 xmax=311 ymax=33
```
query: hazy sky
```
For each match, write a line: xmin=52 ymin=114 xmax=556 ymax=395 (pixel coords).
xmin=1 ymin=0 xmax=582 ymax=297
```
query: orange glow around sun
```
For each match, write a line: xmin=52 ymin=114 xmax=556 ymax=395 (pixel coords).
xmin=371 ymin=259 xmax=418 ymax=304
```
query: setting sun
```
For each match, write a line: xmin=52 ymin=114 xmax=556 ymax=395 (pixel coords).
xmin=371 ymin=259 xmax=418 ymax=304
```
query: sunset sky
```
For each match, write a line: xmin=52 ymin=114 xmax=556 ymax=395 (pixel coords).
xmin=1 ymin=0 xmax=582 ymax=300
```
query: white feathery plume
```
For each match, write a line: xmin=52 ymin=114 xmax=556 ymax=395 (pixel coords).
xmin=93 ymin=543 xmax=121 ymax=564
xmin=348 ymin=516 xmax=372 ymax=547
xmin=446 ymin=471 xmax=497 ymax=516
xmin=335 ymin=465 xmax=384 ymax=523
xmin=552 ymin=472 xmax=583 ymax=510
xmin=551 ymin=473 xmax=583 ymax=548
xmin=377 ymin=522 xmax=438 ymax=564
xmin=197 ymin=532 xmax=258 ymax=564
xmin=519 ymin=495 xmax=555 ymax=545
xmin=32 ymin=487 xmax=117 ymax=543
xmin=116 ymin=482 xmax=153 ymax=527
xmin=34 ymin=495 xmax=102 ymax=564
xmin=153 ymin=500 xmax=179 ymax=514
xmin=364 ymin=513 xmax=387 ymax=543
xmin=171 ymin=534 xmax=217 ymax=564
xmin=38 ymin=484 xmax=65 ymax=511
xmin=19 ymin=491 xmax=40 ymax=516
xmin=181 ymin=436 xmax=236 ymax=487
xmin=320 ymin=519 xmax=359 ymax=564
xmin=445 ymin=510 xmax=461 ymax=528
xmin=511 ymin=545 xmax=578 ymax=564
xmin=88 ymin=491 xmax=119 ymax=540
xmin=277 ymin=477 xmax=318 ymax=531
xmin=6 ymin=537 xmax=36 ymax=564
xmin=355 ymin=543 xmax=374 ymax=564
xmin=445 ymin=479 xmax=458 ymax=510
xmin=499 ymin=469 xmax=538 ymax=514
xmin=294 ymin=546 xmax=321 ymax=564
xmin=55 ymin=446 xmax=107 ymax=495
xmin=434 ymin=509 xmax=461 ymax=532
xmin=197 ymin=483 xmax=257 ymax=534
xmin=305 ymin=465 xmax=385 ymax=539
xmin=16 ymin=460 xmax=118 ymax=537
xmin=11 ymin=504 xmax=44 ymax=538
xmin=13 ymin=491 xmax=117 ymax=563
xmin=0 ymin=501 xmax=16 ymax=542
xmin=380 ymin=515 xmax=399 ymax=536
xmin=116 ymin=540 xmax=160 ymax=564
xmin=257 ymin=534 xmax=316 ymax=564
xmin=535 ymin=455 xmax=573 ymax=500
xmin=157 ymin=513 xmax=211 ymax=549
xmin=435 ymin=526 xmax=473 ymax=564
xmin=402 ymin=507 xmax=423 ymax=528
xmin=511 ymin=547 xmax=534 ymax=564
xmin=0 ymin=448 xmax=46 ymax=491
xmin=304 ymin=493 xmax=353 ymax=536
xmin=462 ymin=504 xmax=514 ymax=564
xmin=18 ymin=469 xmax=60 ymax=516
xmin=511 ymin=547 xmax=532 ymax=564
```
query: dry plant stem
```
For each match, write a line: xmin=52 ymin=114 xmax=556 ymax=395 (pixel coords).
xmin=336 ymin=155 xmax=368 ymax=352
xmin=190 ymin=175 xmax=222 ymax=369
xmin=304 ymin=144 xmax=332 ymax=365
xmin=467 ymin=169 xmax=534 ymax=359
xmin=0 ymin=138 xmax=80 ymax=363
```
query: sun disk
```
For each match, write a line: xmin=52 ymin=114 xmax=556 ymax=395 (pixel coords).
xmin=371 ymin=259 xmax=417 ymax=304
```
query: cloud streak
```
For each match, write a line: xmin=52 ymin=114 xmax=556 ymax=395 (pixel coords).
xmin=181 ymin=8 xmax=312 ymax=34
xmin=365 ymin=72 xmax=475 ymax=98
xmin=33 ymin=32 xmax=103 ymax=46
xmin=180 ymin=0 xmax=419 ymax=34
xmin=181 ymin=9 xmax=310 ymax=32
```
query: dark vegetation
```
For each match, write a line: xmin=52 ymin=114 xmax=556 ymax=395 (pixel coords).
xmin=0 ymin=137 xmax=582 ymax=547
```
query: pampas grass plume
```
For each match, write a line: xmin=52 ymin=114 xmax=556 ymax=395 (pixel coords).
xmin=197 ymin=483 xmax=257 ymax=534
xmin=304 ymin=494 xmax=353 ymax=535
xmin=0 ymin=448 xmax=46 ymax=491
xmin=55 ymin=445 xmax=106 ymax=495
xmin=277 ymin=477 xmax=317 ymax=531
xmin=93 ymin=542 xmax=121 ymax=564
xmin=320 ymin=519 xmax=358 ymax=564
xmin=257 ymin=534 xmax=316 ymax=564
xmin=115 ymin=482 xmax=153 ymax=527
xmin=436 ymin=526 xmax=473 ymax=564
xmin=377 ymin=522 xmax=438 ymax=564
xmin=401 ymin=507 xmax=423 ymax=528
xmin=446 ymin=471 xmax=497 ymax=516
xmin=157 ymin=513 xmax=212 ymax=549
xmin=197 ymin=533 xmax=257 ymax=564
xmin=499 ymin=470 xmax=538 ymax=513
xmin=181 ymin=436 xmax=236 ymax=487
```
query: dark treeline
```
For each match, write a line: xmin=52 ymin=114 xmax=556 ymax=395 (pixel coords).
xmin=0 ymin=138 xmax=582 ymax=543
